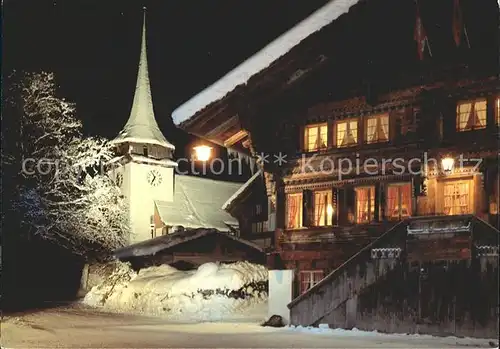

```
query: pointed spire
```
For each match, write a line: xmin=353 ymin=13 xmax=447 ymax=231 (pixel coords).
xmin=112 ymin=8 xmax=175 ymax=150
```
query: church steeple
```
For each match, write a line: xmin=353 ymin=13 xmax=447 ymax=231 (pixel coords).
xmin=111 ymin=8 xmax=174 ymax=150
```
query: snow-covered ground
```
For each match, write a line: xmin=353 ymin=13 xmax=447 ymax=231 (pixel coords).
xmin=82 ymin=261 xmax=268 ymax=322
xmin=2 ymin=305 xmax=497 ymax=348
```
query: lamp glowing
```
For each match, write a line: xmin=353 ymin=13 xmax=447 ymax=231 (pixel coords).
xmin=193 ymin=145 xmax=212 ymax=161
xmin=327 ymin=204 xmax=334 ymax=217
xmin=441 ymin=157 xmax=455 ymax=173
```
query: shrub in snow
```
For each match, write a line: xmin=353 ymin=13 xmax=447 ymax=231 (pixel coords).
xmin=262 ymin=314 xmax=285 ymax=328
xmin=83 ymin=261 xmax=268 ymax=321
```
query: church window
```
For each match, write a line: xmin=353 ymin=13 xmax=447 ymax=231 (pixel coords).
xmin=365 ymin=114 xmax=389 ymax=143
xmin=456 ymin=98 xmax=487 ymax=131
xmin=335 ymin=118 xmax=358 ymax=147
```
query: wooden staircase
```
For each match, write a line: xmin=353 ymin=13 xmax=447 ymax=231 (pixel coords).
xmin=287 ymin=220 xmax=408 ymax=327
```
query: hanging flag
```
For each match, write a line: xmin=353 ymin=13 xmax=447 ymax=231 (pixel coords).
xmin=414 ymin=0 xmax=432 ymax=60
xmin=452 ymin=0 xmax=471 ymax=48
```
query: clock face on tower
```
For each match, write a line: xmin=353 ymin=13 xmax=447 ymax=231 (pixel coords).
xmin=147 ymin=169 xmax=162 ymax=187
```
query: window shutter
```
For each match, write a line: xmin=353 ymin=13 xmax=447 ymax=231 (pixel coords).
xmin=332 ymin=187 xmax=339 ymax=226
xmin=373 ymin=184 xmax=380 ymax=222
xmin=379 ymin=183 xmax=386 ymax=220
xmin=346 ymin=186 xmax=356 ymax=224
xmin=300 ymin=126 xmax=305 ymax=152
xmin=337 ymin=188 xmax=347 ymax=225
xmin=302 ymin=189 xmax=313 ymax=227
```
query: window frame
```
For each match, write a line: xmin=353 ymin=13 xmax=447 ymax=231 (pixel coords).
xmin=312 ymin=190 xmax=333 ymax=227
xmin=335 ymin=118 xmax=359 ymax=148
xmin=299 ymin=270 xmax=324 ymax=294
xmin=304 ymin=123 xmax=328 ymax=152
xmin=456 ymin=98 xmax=487 ymax=132
xmin=441 ymin=179 xmax=473 ymax=216
xmin=355 ymin=186 xmax=376 ymax=224
xmin=386 ymin=182 xmax=412 ymax=220
xmin=365 ymin=113 xmax=390 ymax=144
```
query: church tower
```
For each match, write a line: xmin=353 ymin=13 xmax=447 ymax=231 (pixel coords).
xmin=109 ymin=8 xmax=177 ymax=244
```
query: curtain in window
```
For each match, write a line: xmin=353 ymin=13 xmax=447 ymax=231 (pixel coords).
xmin=337 ymin=123 xmax=346 ymax=147
xmin=356 ymin=188 xmax=369 ymax=223
xmin=457 ymin=102 xmax=472 ymax=130
xmin=314 ymin=192 xmax=327 ymax=226
xmin=457 ymin=182 xmax=469 ymax=214
xmin=474 ymin=100 xmax=487 ymax=128
xmin=346 ymin=121 xmax=357 ymax=145
xmin=287 ymin=195 xmax=300 ymax=229
xmin=379 ymin=116 xmax=389 ymax=141
xmin=367 ymin=118 xmax=377 ymax=143
xmin=300 ymin=272 xmax=311 ymax=294
xmin=306 ymin=127 xmax=318 ymax=152
xmin=318 ymin=125 xmax=327 ymax=149
xmin=400 ymin=183 xmax=411 ymax=217
xmin=444 ymin=182 xmax=470 ymax=215
xmin=444 ymin=183 xmax=455 ymax=215
xmin=386 ymin=185 xmax=399 ymax=218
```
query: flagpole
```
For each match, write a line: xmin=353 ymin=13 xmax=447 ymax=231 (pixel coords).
xmin=426 ymin=37 xmax=433 ymax=57
xmin=464 ymin=26 xmax=471 ymax=48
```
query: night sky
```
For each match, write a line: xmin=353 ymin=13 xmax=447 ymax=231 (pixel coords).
xmin=3 ymin=0 xmax=498 ymax=170
xmin=3 ymin=0 xmax=329 ymax=163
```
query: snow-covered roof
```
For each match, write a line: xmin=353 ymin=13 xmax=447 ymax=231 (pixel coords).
xmin=172 ymin=0 xmax=361 ymax=126
xmin=114 ymin=228 xmax=264 ymax=258
xmin=112 ymin=11 xmax=175 ymax=150
xmin=154 ymin=174 xmax=242 ymax=232
xmin=222 ymin=170 xmax=262 ymax=211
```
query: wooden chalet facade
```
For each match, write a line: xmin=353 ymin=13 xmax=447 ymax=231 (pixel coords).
xmin=173 ymin=0 xmax=499 ymax=338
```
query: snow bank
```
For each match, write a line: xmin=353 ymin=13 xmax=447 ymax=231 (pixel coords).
xmin=83 ymin=261 xmax=268 ymax=322
xmin=286 ymin=325 xmax=487 ymax=341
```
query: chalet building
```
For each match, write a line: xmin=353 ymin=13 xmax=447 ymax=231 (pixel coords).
xmin=172 ymin=0 xmax=499 ymax=338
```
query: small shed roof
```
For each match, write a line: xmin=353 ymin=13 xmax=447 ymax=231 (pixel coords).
xmin=114 ymin=228 xmax=263 ymax=259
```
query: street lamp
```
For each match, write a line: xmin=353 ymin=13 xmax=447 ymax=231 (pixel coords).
xmin=193 ymin=145 xmax=212 ymax=162
xmin=441 ymin=157 xmax=455 ymax=174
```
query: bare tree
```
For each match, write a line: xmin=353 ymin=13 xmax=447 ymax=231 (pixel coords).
xmin=3 ymin=71 xmax=129 ymax=258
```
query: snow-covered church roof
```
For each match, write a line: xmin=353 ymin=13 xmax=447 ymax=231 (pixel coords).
xmin=111 ymin=10 xmax=175 ymax=150
xmin=154 ymin=175 xmax=243 ymax=232
xmin=172 ymin=0 xmax=361 ymax=126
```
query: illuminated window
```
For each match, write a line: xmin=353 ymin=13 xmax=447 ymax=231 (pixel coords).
xmin=355 ymin=186 xmax=375 ymax=223
xmin=386 ymin=183 xmax=412 ymax=220
xmin=286 ymin=193 xmax=303 ymax=229
xmin=496 ymin=97 xmax=500 ymax=125
xmin=252 ymin=221 xmax=268 ymax=233
xmin=304 ymin=124 xmax=328 ymax=152
xmin=443 ymin=180 xmax=471 ymax=215
xmin=365 ymin=114 xmax=389 ymax=143
xmin=299 ymin=270 xmax=324 ymax=294
xmin=456 ymin=99 xmax=487 ymax=131
xmin=336 ymin=119 xmax=358 ymax=147
xmin=313 ymin=190 xmax=332 ymax=226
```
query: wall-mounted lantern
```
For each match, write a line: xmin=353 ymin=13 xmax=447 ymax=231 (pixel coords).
xmin=193 ymin=145 xmax=212 ymax=162
xmin=441 ymin=157 xmax=455 ymax=174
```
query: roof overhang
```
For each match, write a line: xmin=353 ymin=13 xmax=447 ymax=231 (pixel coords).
xmin=172 ymin=0 xmax=362 ymax=145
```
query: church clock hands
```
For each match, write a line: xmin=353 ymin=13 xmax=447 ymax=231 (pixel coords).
xmin=147 ymin=169 xmax=162 ymax=187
